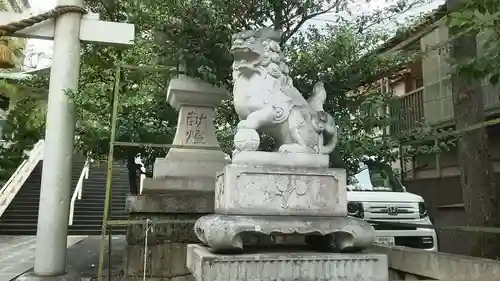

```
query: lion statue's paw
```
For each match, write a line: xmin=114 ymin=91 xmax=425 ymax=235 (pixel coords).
xmin=234 ymin=128 xmax=260 ymax=152
xmin=278 ymin=144 xmax=312 ymax=154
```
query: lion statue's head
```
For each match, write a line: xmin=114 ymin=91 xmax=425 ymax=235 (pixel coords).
xmin=231 ymin=27 xmax=292 ymax=86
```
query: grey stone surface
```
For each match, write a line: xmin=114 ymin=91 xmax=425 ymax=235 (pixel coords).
xmin=186 ymin=244 xmax=388 ymax=281
xmin=150 ymin=74 xmax=230 ymax=191
xmin=124 ymin=211 xmax=203 ymax=280
xmin=231 ymin=151 xmax=330 ymax=168
xmin=373 ymin=245 xmax=500 ymax=280
xmin=215 ymin=164 xmax=347 ymax=217
xmin=167 ymin=74 xmax=228 ymax=110
xmin=126 ymin=213 xmax=201 ymax=245
xmin=0 ymin=236 xmax=86 ymax=281
xmin=152 ymin=147 xmax=228 ymax=182
xmin=124 ymin=243 xmax=194 ymax=280
xmin=126 ymin=191 xmax=214 ymax=213
xmin=124 ymin=193 xmax=206 ymax=279
xmin=194 ymin=214 xmax=376 ymax=253
xmin=144 ymin=174 xmax=217 ymax=193
xmin=16 ymin=271 xmax=81 ymax=281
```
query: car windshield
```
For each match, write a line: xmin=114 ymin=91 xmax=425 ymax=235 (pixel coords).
xmin=347 ymin=161 xmax=404 ymax=192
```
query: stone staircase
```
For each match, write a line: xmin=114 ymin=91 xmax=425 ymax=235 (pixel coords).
xmin=70 ymin=162 xmax=130 ymax=235
xmin=0 ymin=157 xmax=130 ymax=235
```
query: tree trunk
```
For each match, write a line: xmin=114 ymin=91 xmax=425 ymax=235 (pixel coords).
xmin=273 ymin=0 xmax=284 ymax=31
xmin=447 ymin=0 xmax=500 ymax=258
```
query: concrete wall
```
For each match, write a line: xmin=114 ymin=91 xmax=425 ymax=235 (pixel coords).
xmin=373 ymin=245 xmax=500 ymax=280
xmin=402 ymin=174 xmax=500 ymax=255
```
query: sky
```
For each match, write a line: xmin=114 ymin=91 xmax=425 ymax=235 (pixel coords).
xmin=25 ymin=0 xmax=56 ymax=68
xmin=25 ymin=0 xmax=444 ymax=70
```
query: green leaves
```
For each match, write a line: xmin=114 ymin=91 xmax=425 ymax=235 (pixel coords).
xmin=0 ymin=0 xmax=442 ymax=177
xmin=0 ymin=94 xmax=46 ymax=181
xmin=446 ymin=0 xmax=500 ymax=89
xmin=286 ymin=19 xmax=439 ymax=175
xmin=490 ymin=73 xmax=500 ymax=85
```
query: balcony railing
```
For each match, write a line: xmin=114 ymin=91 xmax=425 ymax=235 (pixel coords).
xmin=390 ymin=87 xmax=424 ymax=134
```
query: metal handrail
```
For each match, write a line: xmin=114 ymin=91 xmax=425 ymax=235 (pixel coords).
xmin=135 ymin=156 xmax=146 ymax=194
xmin=139 ymin=173 xmax=146 ymax=194
xmin=68 ymin=158 xmax=91 ymax=226
xmin=0 ymin=139 xmax=45 ymax=217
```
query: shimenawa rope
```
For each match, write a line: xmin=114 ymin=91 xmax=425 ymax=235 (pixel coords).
xmin=0 ymin=5 xmax=86 ymax=69
xmin=0 ymin=5 xmax=87 ymax=37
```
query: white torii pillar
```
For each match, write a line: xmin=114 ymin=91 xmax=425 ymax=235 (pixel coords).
xmin=0 ymin=0 xmax=134 ymax=279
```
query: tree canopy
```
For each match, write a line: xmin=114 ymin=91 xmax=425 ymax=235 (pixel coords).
xmin=446 ymin=0 xmax=500 ymax=84
xmin=0 ymin=0 xmax=439 ymax=180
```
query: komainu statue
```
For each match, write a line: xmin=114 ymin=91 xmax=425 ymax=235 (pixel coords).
xmin=231 ymin=27 xmax=337 ymax=155
xmin=191 ymin=28 xmax=376 ymax=255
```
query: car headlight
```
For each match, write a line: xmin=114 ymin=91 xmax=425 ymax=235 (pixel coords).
xmin=347 ymin=201 xmax=364 ymax=218
xmin=419 ymin=202 xmax=428 ymax=218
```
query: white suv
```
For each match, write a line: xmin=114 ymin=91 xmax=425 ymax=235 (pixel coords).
xmin=345 ymin=160 xmax=438 ymax=251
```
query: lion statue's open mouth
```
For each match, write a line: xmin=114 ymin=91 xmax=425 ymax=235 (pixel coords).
xmin=231 ymin=40 xmax=261 ymax=72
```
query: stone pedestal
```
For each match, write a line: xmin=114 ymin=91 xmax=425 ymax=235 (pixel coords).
xmin=189 ymin=152 xmax=384 ymax=280
xmin=123 ymin=191 xmax=213 ymax=281
xmin=194 ymin=152 xmax=375 ymax=253
xmin=123 ymin=75 xmax=229 ymax=280
xmin=187 ymin=244 xmax=388 ymax=281
xmin=149 ymin=74 xmax=229 ymax=192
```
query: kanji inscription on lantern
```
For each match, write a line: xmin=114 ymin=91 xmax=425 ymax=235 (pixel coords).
xmin=185 ymin=111 xmax=207 ymax=144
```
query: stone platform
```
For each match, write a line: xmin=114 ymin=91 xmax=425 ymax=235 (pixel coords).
xmin=123 ymin=191 xmax=212 ymax=280
xmin=186 ymin=244 xmax=388 ymax=281
xmin=194 ymin=214 xmax=375 ymax=253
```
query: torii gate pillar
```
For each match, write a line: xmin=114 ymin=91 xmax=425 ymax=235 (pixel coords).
xmin=0 ymin=0 xmax=134 ymax=279
xmin=33 ymin=0 xmax=84 ymax=277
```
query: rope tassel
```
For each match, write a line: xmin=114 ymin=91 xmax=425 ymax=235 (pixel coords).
xmin=0 ymin=38 xmax=14 ymax=69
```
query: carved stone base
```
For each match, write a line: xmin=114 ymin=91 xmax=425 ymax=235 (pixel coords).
xmin=215 ymin=163 xmax=347 ymax=216
xmin=194 ymin=214 xmax=375 ymax=253
xmin=186 ymin=244 xmax=388 ymax=281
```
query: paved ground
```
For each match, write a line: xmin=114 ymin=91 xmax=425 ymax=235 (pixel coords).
xmin=65 ymin=235 xmax=126 ymax=280
xmin=0 ymin=236 xmax=87 ymax=280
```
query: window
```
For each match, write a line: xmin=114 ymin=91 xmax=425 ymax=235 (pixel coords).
xmin=421 ymin=24 xmax=454 ymax=124
xmin=348 ymin=160 xmax=405 ymax=192
xmin=421 ymin=25 xmax=500 ymax=122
